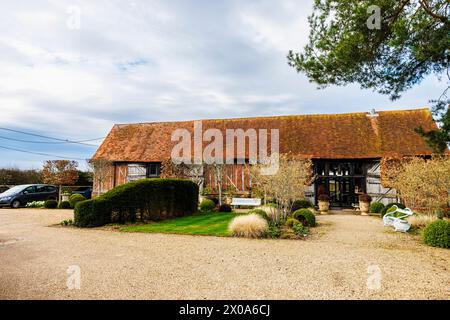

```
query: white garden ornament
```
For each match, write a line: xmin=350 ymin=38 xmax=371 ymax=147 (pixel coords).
xmin=383 ymin=205 xmax=414 ymax=232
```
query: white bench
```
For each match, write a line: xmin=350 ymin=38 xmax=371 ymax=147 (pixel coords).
xmin=231 ymin=198 xmax=261 ymax=207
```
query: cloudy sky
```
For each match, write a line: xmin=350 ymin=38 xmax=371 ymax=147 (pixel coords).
xmin=0 ymin=0 xmax=445 ymax=169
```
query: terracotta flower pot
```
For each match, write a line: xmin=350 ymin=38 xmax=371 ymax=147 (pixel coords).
xmin=359 ymin=201 xmax=370 ymax=215
xmin=318 ymin=200 xmax=329 ymax=214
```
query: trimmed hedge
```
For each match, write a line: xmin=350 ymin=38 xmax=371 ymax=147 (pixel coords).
xmin=381 ymin=202 xmax=405 ymax=217
xmin=370 ymin=201 xmax=385 ymax=214
xmin=58 ymin=201 xmax=72 ymax=209
xmin=423 ymin=220 xmax=450 ymax=248
xmin=292 ymin=209 xmax=316 ymax=227
xmin=44 ymin=200 xmax=58 ymax=209
xmin=74 ymin=179 xmax=199 ymax=228
xmin=69 ymin=194 xmax=86 ymax=208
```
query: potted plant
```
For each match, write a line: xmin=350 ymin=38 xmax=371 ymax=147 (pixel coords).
xmin=359 ymin=194 xmax=372 ymax=215
xmin=318 ymin=194 xmax=330 ymax=214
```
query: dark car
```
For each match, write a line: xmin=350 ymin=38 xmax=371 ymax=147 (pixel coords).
xmin=0 ymin=184 xmax=59 ymax=208
xmin=71 ymin=186 xmax=93 ymax=199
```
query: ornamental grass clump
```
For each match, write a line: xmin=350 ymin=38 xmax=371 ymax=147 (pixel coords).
xmin=407 ymin=214 xmax=438 ymax=229
xmin=228 ymin=214 xmax=268 ymax=238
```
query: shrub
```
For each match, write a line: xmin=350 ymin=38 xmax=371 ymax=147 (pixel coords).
xmin=249 ymin=209 xmax=269 ymax=221
xmin=200 ymin=199 xmax=216 ymax=212
xmin=293 ymin=223 xmax=309 ymax=237
xmin=370 ymin=201 xmax=385 ymax=214
xmin=318 ymin=194 xmax=330 ymax=201
xmin=285 ymin=218 xmax=300 ymax=228
xmin=206 ymin=196 xmax=219 ymax=205
xmin=25 ymin=201 xmax=45 ymax=208
xmin=218 ymin=204 xmax=232 ymax=212
xmin=69 ymin=194 xmax=86 ymax=208
xmin=74 ymin=179 xmax=199 ymax=227
xmin=228 ymin=214 xmax=268 ymax=238
xmin=58 ymin=201 xmax=72 ymax=209
xmin=266 ymin=224 xmax=282 ymax=238
xmin=381 ymin=203 xmax=405 ymax=217
xmin=44 ymin=200 xmax=58 ymax=209
xmin=359 ymin=194 xmax=372 ymax=202
xmin=60 ymin=219 xmax=73 ymax=226
xmin=291 ymin=199 xmax=312 ymax=212
xmin=423 ymin=220 xmax=450 ymax=248
xmin=408 ymin=214 xmax=438 ymax=229
xmin=292 ymin=209 xmax=316 ymax=227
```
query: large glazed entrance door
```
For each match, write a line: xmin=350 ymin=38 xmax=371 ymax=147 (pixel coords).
xmin=328 ymin=177 xmax=353 ymax=207
xmin=314 ymin=160 xmax=367 ymax=208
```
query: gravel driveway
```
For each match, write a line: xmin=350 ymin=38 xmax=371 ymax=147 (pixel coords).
xmin=0 ymin=209 xmax=449 ymax=299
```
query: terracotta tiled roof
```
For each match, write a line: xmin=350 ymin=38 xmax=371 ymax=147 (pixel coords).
xmin=93 ymin=108 xmax=441 ymax=161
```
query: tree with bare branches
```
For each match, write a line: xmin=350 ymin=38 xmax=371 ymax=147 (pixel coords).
xmin=251 ymin=154 xmax=313 ymax=222
xmin=87 ymin=158 xmax=114 ymax=197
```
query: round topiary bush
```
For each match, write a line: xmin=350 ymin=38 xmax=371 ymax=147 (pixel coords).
xmin=199 ymin=199 xmax=216 ymax=212
xmin=291 ymin=199 xmax=312 ymax=212
xmin=292 ymin=209 xmax=316 ymax=227
xmin=218 ymin=204 xmax=232 ymax=212
xmin=423 ymin=220 xmax=450 ymax=248
xmin=69 ymin=194 xmax=87 ymax=208
xmin=381 ymin=203 xmax=405 ymax=217
xmin=58 ymin=201 xmax=71 ymax=209
xmin=44 ymin=200 xmax=58 ymax=209
xmin=370 ymin=201 xmax=385 ymax=214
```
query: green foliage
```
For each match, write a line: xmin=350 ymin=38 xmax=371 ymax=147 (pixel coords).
xmin=292 ymin=209 xmax=316 ymax=227
xmin=423 ymin=220 xmax=450 ymax=248
xmin=265 ymin=222 xmax=282 ymax=238
xmin=293 ymin=223 xmax=309 ymax=237
xmin=291 ymin=199 xmax=312 ymax=212
xmin=381 ymin=203 xmax=405 ymax=217
xmin=218 ymin=204 xmax=232 ymax=212
xmin=44 ymin=200 xmax=58 ymax=209
xmin=60 ymin=219 xmax=73 ymax=226
xmin=249 ymin=209 xmax=269 ymax=221
xmin=74 ymin=179 xmax=199 ymax=228
xmin=288 ymin=0 xmax=450 ymax=153
xmin=69 ymin=194 xmax=86 ymax=208
xmin=370 ymin=201 xmax=385 ymax=213
xmin=285 ymin=218 xmax=301 ymax=228
xmin=200 ymin=199 xmax=216 ymax=212
xmin=58 ymin=201 xmax=72 ymax=209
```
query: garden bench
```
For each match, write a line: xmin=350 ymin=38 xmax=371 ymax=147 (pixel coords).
xmin=231 ymin=198 xmax=261 ymax=208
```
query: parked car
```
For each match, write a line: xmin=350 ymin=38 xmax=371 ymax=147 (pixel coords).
xmin=71 ymin=186 xmax=93 ymax=199
xmin=0 ymin=184 xmax=59 ymax=208
xmin=0 ymin=186 xmax=10 ymax=194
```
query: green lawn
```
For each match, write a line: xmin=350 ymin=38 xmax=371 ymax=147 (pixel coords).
xmin=120 ymin=212 xmax=238 ymax=236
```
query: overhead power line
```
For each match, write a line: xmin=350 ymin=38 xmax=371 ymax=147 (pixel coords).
xmin=0 ymin=127 xmax=104 ymax=147
xmin=0 ymin=145 xmax=89 ymax=161
xmin=0 ymin=135 xmax=100 ymax=146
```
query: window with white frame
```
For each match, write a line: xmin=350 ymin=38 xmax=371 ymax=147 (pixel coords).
xmin=127 ymin=164 xmax=147 ymax=181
